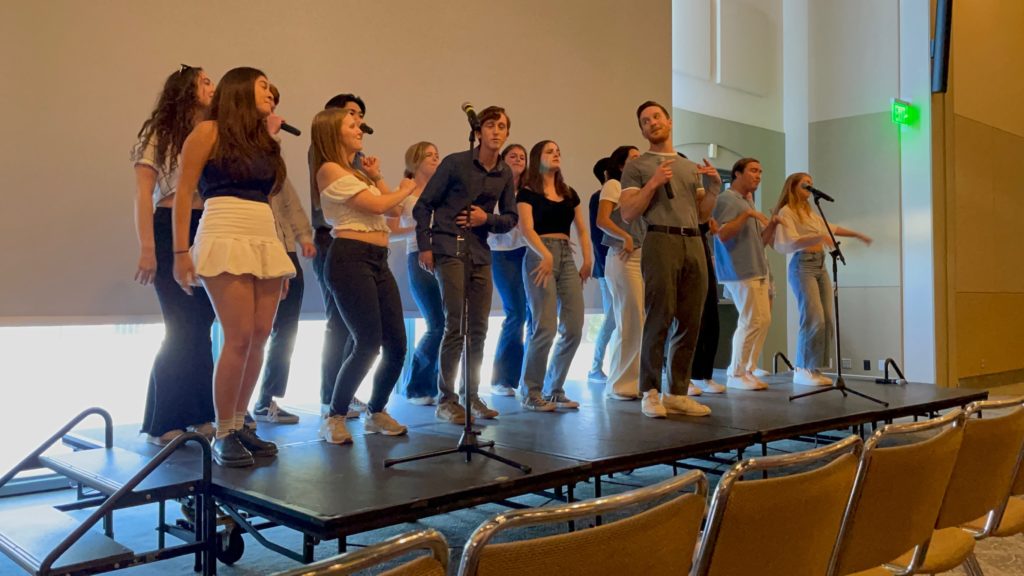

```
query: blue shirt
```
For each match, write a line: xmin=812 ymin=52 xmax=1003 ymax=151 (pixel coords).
xmin=712 ymin=188 xmax=768 ymax=281
xmin=413 ymin=147 xmax=518 ymax=265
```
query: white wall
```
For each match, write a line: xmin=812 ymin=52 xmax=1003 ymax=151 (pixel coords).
xmin=0 ymin=0 xmax=671 ymax=324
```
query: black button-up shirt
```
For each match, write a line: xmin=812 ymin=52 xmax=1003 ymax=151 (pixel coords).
xmin=413 ymin=147 xmax=518 ymax=265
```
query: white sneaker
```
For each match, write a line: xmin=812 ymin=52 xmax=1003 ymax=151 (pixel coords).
xmin=407 ymin=395 xmax=436 ymax=406
xmin=606 ymin=391 xmax=639 ymax=401
xmin=147 ymin=429 xmax=184 ymax=446
xmin=811 ymin=369 xmax=833 ymax=385
xmin=662 ymin=393 xmax=712 ymax=417
xmin=727 ymin=374 xmax=765 ymax=390
xmin=794 ymin=368 xmax=832 ymax=387
xmin=751 ymin=368 xmax=771 ymax=378
xmin=319 ymin=415 xmax=352 ymax=444
xmin=687 ymin=383 xmax=703 ymax=396
xmin=363 ymin=411 xmax=408 ymax=436
xmin=746 ymin=373 xmax=769 ymax=388
xmin=692 ymin=379 xmax=726 ymax=394
xmin=641 ymin=389 xmax=667 ymax=418
xmin=492 ymin=384 xmax=516 ymax=397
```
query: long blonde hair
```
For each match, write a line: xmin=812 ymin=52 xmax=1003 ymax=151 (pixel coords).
xmin=774 ymin=172 xmax=812 ymax=220
xmin=310 ymin=108 xmax=374 ymax=188
xmin=404 ymin=141 xmax=436 ymax=178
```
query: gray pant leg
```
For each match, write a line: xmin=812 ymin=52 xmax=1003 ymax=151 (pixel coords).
xmin=434 ymin=256 xmax=466 ymax=404
xmin=664 ymin=237 xmax=707 ymax=395
xmin=640 ymin=233 xmax=681 ymax=393
xmin=543 ymin=240 xmax=584 ymax=396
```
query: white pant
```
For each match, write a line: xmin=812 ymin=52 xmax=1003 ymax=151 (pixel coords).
xmin=723 ymin=277 xmax=771 ymax=377
xmin=604 ymin=247 xmax=644 ymax=397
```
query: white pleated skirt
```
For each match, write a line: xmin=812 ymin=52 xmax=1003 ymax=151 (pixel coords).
xmin=191 ymin=197 xmax=296 ymax=280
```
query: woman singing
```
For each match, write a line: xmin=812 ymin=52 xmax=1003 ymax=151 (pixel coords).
xmin=132 ymin=64 xmax=216 ymax=446
xmin=173 ymin=67 xmax=296 ymax=467
xmin=772 ymin=172 xmax=872 ymax=387
xmin=389 ymin=141 xmax=443 ymax=405
xmin=312 ymin=108 xmax=416 ymax=444
xmin=518 ymin=140 xmax=592 ymax=412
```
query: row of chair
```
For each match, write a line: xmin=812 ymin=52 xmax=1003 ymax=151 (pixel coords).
xmin=275 ymin=397 xmax=1024 ymax=576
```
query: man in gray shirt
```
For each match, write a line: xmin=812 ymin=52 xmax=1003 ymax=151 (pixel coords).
xmin=713 ymin=158 xmax=772 ymax=391
xmin=620 ymin=101 xmax=720 ymax=418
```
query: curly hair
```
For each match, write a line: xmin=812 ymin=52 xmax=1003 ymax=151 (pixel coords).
xmin=208 ymin=67 xmax=286 ymax=195
xmin=131 ymin=65 xmax=206 ymax=177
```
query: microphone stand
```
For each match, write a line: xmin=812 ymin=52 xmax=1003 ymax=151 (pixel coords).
xmin=789 ymin=195 xmax=888 ymax=407
xmin=384 ymin=126 xmax=531 ymax=474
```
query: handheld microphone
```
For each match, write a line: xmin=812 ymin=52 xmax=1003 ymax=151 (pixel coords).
xmin=359 ymin=122 xmax=375 ymax=135
xmin=660 ymin=158 xmax=675 ymax=199
xmin=280 ymin=122 xmax=301 ymax=136
xmin=802 ymin=182 xmax=835 ymax=202
xmin=461 ymin=101 xmax=481 ymax=130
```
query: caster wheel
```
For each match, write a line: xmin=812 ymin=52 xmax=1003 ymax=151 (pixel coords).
xmin=216 ymin=526 xmax=244 ymax=565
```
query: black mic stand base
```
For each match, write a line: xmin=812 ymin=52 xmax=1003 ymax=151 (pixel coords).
xmin=789 ymin=375 xmax=889 ymax=406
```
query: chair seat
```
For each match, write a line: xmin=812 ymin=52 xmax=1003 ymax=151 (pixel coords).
xmin=965 ymin=497 xmax=1024 ymax=537
xmin=892 ymin=527 xmax=975 ymax=574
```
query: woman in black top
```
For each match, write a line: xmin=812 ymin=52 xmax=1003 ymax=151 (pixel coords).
xmin=518 ymin=140 xmax=592 ymax=411
xmin=173 ymin=67 xmax=296 ymax=467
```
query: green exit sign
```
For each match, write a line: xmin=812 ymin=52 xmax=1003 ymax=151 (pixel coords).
xmin=891 ymin=99 xmax=916 ymax=125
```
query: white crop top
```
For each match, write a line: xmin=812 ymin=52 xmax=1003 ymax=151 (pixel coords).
xmin=133 ymin=136 xmax=179 ymax=207
xmin=320 ymin=174 xmax=390 ymax=236
xmin=773 ymin=204 xmax=828 ymax=254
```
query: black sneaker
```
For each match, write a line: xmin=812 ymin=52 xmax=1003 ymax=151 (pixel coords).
xmin=213 ymin=432 xmax=254 ymax=467
xmin=235 ymin=427 xmax=278 ymax=457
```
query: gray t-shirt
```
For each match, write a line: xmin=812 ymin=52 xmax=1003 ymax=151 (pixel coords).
xmin=712 ymin=188 xmax=768 ymax=281
xmin=620 ymin=151 xmax=704 ymax=229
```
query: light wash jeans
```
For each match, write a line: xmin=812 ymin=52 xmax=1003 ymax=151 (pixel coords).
xmin=789 ymin=251 xmax=834 ymax=370
xmin=521 ymin=238 xmax=585 ymax=398
xmin=604 ymin=247 xmax=643 ymax=397
xmin=590 ymin=277 xmax=616 ymax=373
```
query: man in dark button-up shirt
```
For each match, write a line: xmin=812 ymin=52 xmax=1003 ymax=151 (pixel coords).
xmin=412 ymin=106 xmax=518 ymax=425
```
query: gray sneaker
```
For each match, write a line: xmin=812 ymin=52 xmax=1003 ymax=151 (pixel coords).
xmin=435 ymin=402 xmax=467 ymax=425
xmin=544 ymin=392 xmax=580 ymax=409
xmin=348 ymin=398 xmax=368 ymax=419
xmin=522 ymin=393 xmax=557 ymax=412
xmin=364 ymin=411 xmax=408 ymax=436
xmin=471 ymin=398 xmax=499 ymax=419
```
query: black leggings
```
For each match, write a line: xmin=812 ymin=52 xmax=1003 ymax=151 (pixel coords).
xmin=325 ymin=238 xmax=406 ymax=415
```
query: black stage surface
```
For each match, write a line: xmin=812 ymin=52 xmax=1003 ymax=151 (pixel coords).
xmin=61 ymin=374 xmax=984 ymax=556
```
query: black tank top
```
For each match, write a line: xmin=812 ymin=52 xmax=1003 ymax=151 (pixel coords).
xmin=200 ymin=153 xmax=277 ymax=204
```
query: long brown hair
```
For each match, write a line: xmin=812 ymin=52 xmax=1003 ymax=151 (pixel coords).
xmin=501 ymin=144 xmax=527 ymax=188
xmin=208 ymin=67 xmax=286 ymax=194
xmin=523 ymin=140 xmax=571 ymax=199
xmin=131 ymin=65 xmax=206 ymax=176
xmin=310 ymin=108 xmax=374 ymax=188
xmin=774 ymin=172 xmax=812 ymax=220
xmin=404 ymin=141 xmax=436 ymax=179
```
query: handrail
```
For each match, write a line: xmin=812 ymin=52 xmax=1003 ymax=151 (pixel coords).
xmin=40 ymin=432 xmax=213 ymax=574
xmin=773 ymin=352 xmax=794 ymax=374
xmin=0 ymin=407 xmax=112 ymax=489
xmin=874 ymin=358 xmax=908 ymax=384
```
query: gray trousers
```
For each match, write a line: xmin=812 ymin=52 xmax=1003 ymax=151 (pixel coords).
xmin=434 ymin=255 xmax=493 ymax=405
xmin=789 ymin=250 xmax=834 ymax=370
xmin=640 ymin=232 xmax=707 ymax=395
xmin=522 ymin=238 xmax=584 ymax=397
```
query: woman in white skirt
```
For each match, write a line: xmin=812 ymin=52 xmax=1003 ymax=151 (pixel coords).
xmin=173 ymin=67 xmax=296 ymax=468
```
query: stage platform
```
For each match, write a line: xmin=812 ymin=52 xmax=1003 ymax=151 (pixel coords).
xmin=55 ymin=374 xmax=984 ymax=567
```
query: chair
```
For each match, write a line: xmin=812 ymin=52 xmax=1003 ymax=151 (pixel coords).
xmin=692 ymin=434 xmax=863 ymax=576
xmin=272 ymin=529 xmax=448 ymax=576
xmin=827 ymin=408 xmax=966 ymax=576
xmin=964 ymin=412 xmax=1024 ymax=539
xmin=887 ymin=397 xmax=1024 ymax=575
xmin=457 ymin=469 xmax=707 ymax=576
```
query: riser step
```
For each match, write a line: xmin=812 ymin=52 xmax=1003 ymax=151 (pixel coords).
xmin=0 ymin=505 xmax=133 ymax=575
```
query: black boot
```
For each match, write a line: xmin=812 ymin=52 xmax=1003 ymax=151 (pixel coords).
xmin=236 ymin=427 xmax=278 ymax=457
xmin=213 ymin=431 xmax=254 ymax=467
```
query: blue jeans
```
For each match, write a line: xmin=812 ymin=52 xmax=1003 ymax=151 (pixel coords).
xmin=401 ymin=252 xmax=443 ymax=399
xmin=257 ymin=251 xmax=303 ymax=406
xmin=490 ymin=247 xmax=530 ymax=389
xmin=522 ymin=238 xmax=584 ymax=397
xmin=591 ymin=277 xmax=615 ymax=372
xmin=789 ymin=251 xmax=834 ymax=370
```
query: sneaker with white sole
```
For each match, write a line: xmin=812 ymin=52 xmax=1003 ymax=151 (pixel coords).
xmin=492 ymin=384 xmax=516 ymax=397
xmin=544 ymin=392 xmax=580 ymax=409
xmin=692 ymin=379 xmax=726 ymax=394
xmin=147 ymin=429 xmax=184 ymax=446
xmin=471 ymin=398 xmax=500 ymax=419
xmin=522 ymin=393 xmax=557 ymax=412
xmin=363 ymin=411 xmax=407 ymax=436
xmin=435 ymin=402 xmax=468 ymax=425
xmin=606 ymin=390 xmax=639 ymax=401
xmin=188 ymin=423 xmax=215 ymax=442
xmin=662 ymin=393 xmax=712 ymax=416
xmin=348 ymin=398 xmax=368 ymax=417
xmin=587 ymin=369 xmax=608 ymax=384
xmin=794 ymin=368 xmax=832 ymax=387
xmin=407 ymin=395 xmax=436 ymax=406
xmin=687 ymin=383 xmax=703 ymax=396
xmin=727 ymin=374 xmax=767 ymax=390
xmin=641 ymin=389 xmax=667 ymax=418
xmin=319 ymin=415 xmax=352 ymax=444
xmin=254 ymin=401 xmax=300 ymax=424
xmin=751 ymin=368 xmax=771 ymax=378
